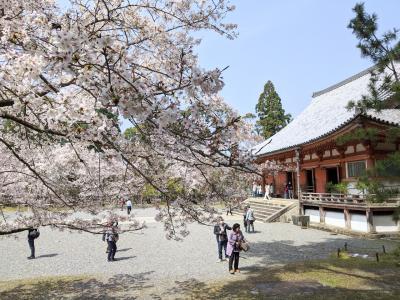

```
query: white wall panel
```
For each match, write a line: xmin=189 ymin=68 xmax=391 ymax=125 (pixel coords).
xmin=325 ymin=210 xmax=345 ymax=228
xmin=350 ymin=213 xmax=368 ymax=232
xmin=305 ymin=209 xmax=320 ymax=223
xmin=374 ymin=214 xmax=398 ymax=232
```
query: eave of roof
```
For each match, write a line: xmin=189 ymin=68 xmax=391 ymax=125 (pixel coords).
xmin=254 ymin=112 xmax=400 ymax=159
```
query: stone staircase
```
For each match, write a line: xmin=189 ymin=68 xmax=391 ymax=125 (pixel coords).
xmin=234 ymin=198 xmax=298 ymax=223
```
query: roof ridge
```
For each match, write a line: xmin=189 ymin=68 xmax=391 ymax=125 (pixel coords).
xmin=312 ymin=65 xmax=376 ymax=98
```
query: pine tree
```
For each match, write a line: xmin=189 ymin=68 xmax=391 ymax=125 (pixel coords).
xmin=347 ymin=2 xmax=400 ymax=111
xmin=346 ymin=3 xmax=400 ymax=209
xmin=255 ymin=81 xmax=292 ymax=139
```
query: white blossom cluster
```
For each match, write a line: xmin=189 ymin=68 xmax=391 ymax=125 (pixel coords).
xmin=0 ymin=0 xmax=263 ymax=239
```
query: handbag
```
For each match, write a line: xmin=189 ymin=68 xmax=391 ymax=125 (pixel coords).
xmin=240 ymin=241 xmax=250 ymax=252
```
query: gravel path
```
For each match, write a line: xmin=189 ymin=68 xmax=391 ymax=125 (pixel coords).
xmin=1 ymin=208 xmax=399 ymax=297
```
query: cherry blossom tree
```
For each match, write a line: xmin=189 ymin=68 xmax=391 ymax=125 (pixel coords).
xmin=0 ymin=0 xmax=260 ymax=239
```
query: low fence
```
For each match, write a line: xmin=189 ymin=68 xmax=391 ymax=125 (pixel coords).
xmin=301 ymin=193 xmax=366 ymax=205
xmin=337 ymin=242 xmax=388 ymax=262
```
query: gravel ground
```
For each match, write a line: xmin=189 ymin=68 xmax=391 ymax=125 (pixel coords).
xmin=1 ymin=208 xmax=399 ymax=296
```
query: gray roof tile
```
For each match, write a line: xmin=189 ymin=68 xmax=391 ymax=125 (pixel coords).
xmin=252 ymin=65 xmax=400 ymax=157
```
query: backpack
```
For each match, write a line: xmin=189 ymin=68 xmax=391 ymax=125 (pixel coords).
xmin=29 ymin=229 xmax=40 ymax=239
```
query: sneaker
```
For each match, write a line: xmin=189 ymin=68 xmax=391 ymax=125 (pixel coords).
xmin=27 ymin=256 xmax=35 ymax=259
xmin=235 ymin=269 xmax=240 ymax=273
xmin=216 ymin=259 xmax=223 ymax=263
xmin=229 ymin=270 xmax=235 ymax=274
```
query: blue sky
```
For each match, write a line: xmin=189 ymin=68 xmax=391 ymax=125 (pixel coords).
xmin=58 ymin=0 xmax=399 ymax=119
xmin=194 ymin=0 xmax=400 ymax=118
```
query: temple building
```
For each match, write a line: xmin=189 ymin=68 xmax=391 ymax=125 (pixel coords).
xmin=251 ymin=66 xmax=400 ymax=234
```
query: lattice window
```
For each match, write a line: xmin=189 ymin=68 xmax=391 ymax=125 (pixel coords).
xmin=347 ymin=161 xmax=366 ymax=178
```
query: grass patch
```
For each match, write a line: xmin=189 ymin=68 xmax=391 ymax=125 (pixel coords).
xmin=187 ymin=251 xmax=400 ymax=299
xmin=1 ymin=252 xmax=400 ymax=299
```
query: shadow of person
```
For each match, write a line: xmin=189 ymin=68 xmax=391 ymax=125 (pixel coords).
xmin=114 ymin=256 xmax=136 ymax=261
xmin=36 ymin=253 xmax=58 ymax=259
xmin=116 ymin=248 xmax=132 ymax=252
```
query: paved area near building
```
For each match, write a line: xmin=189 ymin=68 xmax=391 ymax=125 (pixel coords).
xmin=0 ymin=208 xmax=399 ymax=298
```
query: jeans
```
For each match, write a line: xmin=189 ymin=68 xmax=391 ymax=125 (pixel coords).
xmin=247 ymin=220 xmax=254 ymax=232
xmin=28 ymin=239 xmax=35 ymax=257
xmin=217 ymin=240 xmax=228 ymax=259
xmin=226 ymin=206 xmax=232 ymax=216
xmin=229 ymin=251 xmax=240 ymax=271
xmin=107 ymin=241 xmax=117 ymax=261
xmin=127 ymin=206 xmax=132 ymax=215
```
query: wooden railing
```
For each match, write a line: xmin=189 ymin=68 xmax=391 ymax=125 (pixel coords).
xmin=300 ymin=192 xmax=366 ymax=205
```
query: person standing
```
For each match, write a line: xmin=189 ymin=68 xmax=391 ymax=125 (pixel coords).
xmin=213 ymin=217 xmax=232 ymax=262
xmin=120 ymin=198 xmax=125 ymax=211
xmin=27 ymin=228 xmax=39 ymax=259
xmin=226 ymin=203 xmax=233 ymax=216
xmin=245 ymin=205 xmax=255 ymax=233
xmin=242 ymin=206 xmax=248 ymax=232
xmin=226 ymin=223 xmax=245 ymax=274
xmin=252 ymin=182 xmax=257 ymax=197
xmin=284 ymin=184 xmax=289 ymax=199
xmin=126 ymin=199 xmax=132 ymax=215
xmin=257 ymin=184 xmax=262 ymax=197
xmin=105 ymin=223 xmax=119 ymax=261
xmin=264 ymin=183 xmax=271 ymax=200
xmin=288 ymin=181 xmax=293 ymax=199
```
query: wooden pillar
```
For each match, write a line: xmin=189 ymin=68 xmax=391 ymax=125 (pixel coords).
xmin=344 ymin=209 xmax=351 ymax=229
xmin=262 ymin=173 xmax=266 ymax=194
xmin=319 ymin=206 xmax=325 ymax=224
xmin=295 ymin=148 xmax=301 ymax=201
xmin=366 ymin=209 xmax=375 ymax=233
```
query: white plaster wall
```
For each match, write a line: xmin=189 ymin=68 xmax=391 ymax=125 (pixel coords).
xmin=350 ymin=213 xmax=368 ymax=232
xmin=355 ymin=143 xmax=366 ymax=152
xmin=305 ymin=208 xmax=320 ymax=223
xmin=332 ymin=149 xmax=339 ymax=156
xmin=325 ymin=210 xmax=346 ymax=228
xmin=374 ymin=214 xmax=398 ymax=232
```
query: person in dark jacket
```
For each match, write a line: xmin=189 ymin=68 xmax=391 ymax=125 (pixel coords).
xmin=213 ymin=217 xmax=232 ymax=262
xmin=27 ymin=228 xmax=39 ymax=259
xmin=104 ymin=223 xmax=119 ymax=261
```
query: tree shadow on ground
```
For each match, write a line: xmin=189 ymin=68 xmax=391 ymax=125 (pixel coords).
xmin=1 ymin=238 xmax=399 ymax=299
xmin=161 ymin=238 xmax=400 ymax=299
xmin=0 ymin=272 xmax=155 ymax=300
xmin=246 ymin=236 xmax=399 ymax=266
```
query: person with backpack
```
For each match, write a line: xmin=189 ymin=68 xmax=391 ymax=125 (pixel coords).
xmin=245 ymin=205 xmax=255 ymax=233
xmin=126 ymin=199 xmax=132 ymax=215
xmin=213 ymin=217 xmax=232 ymax=262
xmin=27 ymin=228 xmax=39 ymax=259
xmin=104 ymin=223 xmax=119 ymax=261
xmin=226 ymin=223 xmax=245 ymax=274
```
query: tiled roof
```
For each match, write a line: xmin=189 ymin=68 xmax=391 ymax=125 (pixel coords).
xmin=252 ymin=65 xmax=400 ymax=157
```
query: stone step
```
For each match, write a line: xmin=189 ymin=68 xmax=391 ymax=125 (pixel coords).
xmin=252 ymin=208 xmax=282 ymax=215
xmin=248 ymin=205 xmax=282 ymax=212
xmin=247 ymin=201 xmax=286 ymax=208
xmin=254 ymin=213 xmax=271 ymax=220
